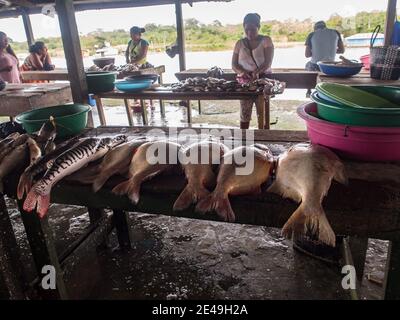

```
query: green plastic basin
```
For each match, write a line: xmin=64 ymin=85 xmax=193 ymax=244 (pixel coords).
xmin=86 ymin=71 xmax=117 ymax=94
xmin=311 ymin=92 xmax=400 ymax=127
xmin=16 ymin=104 xmax=91 ymax=138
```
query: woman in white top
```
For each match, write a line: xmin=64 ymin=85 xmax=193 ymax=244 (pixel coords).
xmin=232 ymin=13 xmax=274 ymax=129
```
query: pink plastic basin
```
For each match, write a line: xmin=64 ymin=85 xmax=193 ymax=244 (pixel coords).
xmin=360 ymin=54 xmax=370 ymax=70
xmin=297 ymin=102 xmax=400 ymax=162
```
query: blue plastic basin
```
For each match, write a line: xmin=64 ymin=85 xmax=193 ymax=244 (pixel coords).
xmin=115 ymin=80 xmax=152 ymax=92
xmin=317 ymin=62 xmax=363 ymax=77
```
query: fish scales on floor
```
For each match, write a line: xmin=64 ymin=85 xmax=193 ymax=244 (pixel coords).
xmin=1 ymin=125 xmax=347 ymax=247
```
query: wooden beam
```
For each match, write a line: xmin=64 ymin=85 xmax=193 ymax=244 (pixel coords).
xmin=384 ymin=0 xmax=397 ymax=46
xmin=55 ymin=0 xmax=88 ymax=105
xmin=21 ymin=10 xmax=34 ymax=47
xmin=175 ymin=0 xmax=186 ymax=71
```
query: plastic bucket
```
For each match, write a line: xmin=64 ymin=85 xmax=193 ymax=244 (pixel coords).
xmin=360 ymin=54 xmax=370 ymax=70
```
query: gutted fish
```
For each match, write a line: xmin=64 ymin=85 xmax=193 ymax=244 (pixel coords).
xmin=92 ymin=137 xmax=148 ymax=192
xmin=0 ymin=142 xmax=29 ymax=193
xmin=173 ymin=140 xmax=228 ymax=211
xmin=196 ymin=144 xmax=274 ymax=222
xmin=112 ymin=140 xmax=181 ymax=204
xmin=267 ymin=144 xmax=347 ymax=247
xmin=27 ymin=137 xmax=42 ymax=165
xmin=23 ymin=135 xmax=126 ymax=217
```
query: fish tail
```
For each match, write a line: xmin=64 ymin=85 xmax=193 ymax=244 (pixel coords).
xmin=23 ymin=189 xmax=40 ymax=212
xmin=37 ymin=194 xmax=51 ymax=218
xmin=195 ymin=192 xmax=235 ymax=222
xmin=282 ymin=203 xmax=336 ymax=247
xmin=111 ymin=180 xmax=131 ymax=196
xmin=17 ymin=173 xmax=32 ymax=200
xmin=174 ymin=184 xmax=210 ymax=211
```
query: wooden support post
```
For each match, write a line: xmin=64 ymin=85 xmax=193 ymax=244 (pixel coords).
xmin=198 ymin=100 xmax=202 ymax=115
xmin=175 ymin=0 xmax=186 ymax=71
xmin=159 ymin=73 xmax=165 ymax=117
xmin=384 ymin=0 xmax=397 ymax=46
xmin=94 ymin=97 xmax=106 ymax=126
xmin=384 ymin=239 xmax=400 ymax=299
xmin=87 ymin=207 xmax=104 ymax=224
xmin=140 ymin=99 xmax=148 ymax=125
xmin=123 ymin=99 xmax=134 ymax=126
xmin=17 ymin=200 xmax=68 ymax=299
xmin=349 ymin=237 xmax=369 ymax=282
xmin=55 ymin=0 xmax=89 ymax=106
xmin=255 ymin=96 xmax=265 ymax=129
xmin=21 ymin=10 xmax=34 ymax=47
xmin=0 ymin=195 xmax=25 ymax=299
xmin=186 ymin=100 xmax=192 ymax=124
xmin=112 ymin=210 xmax=131 ymax=249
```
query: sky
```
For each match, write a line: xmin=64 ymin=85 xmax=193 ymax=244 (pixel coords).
xmin=0 ymin=0 xmax=391 ymax=42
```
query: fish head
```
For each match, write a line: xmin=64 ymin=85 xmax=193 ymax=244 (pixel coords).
xmin=37 ymin=117 xmax=57 ymax=142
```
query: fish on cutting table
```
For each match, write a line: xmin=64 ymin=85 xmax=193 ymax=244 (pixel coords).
xmin=92 ymin=137 xmax=148 ymax=192
xmin=267 ymin=143 xmax=347 ymax=247
xmin=17 ymin=137 xmax=82 ymax=200
xmin=0 ymin=141 xmax=29 ymax=193
xmin=0 ymin=132 xmax=20 ymax=149
xmin=173 ymin=140 xmax=228 ymax=211
xmin=23 ymin=135 xmax=126 ymax=217
xmin=0 ymin=133 xmax=30 ymax=163
xmin=196 ymin=144 xmax=274 ymax=222
xmin=27 ymin=137 xmax=41 ymax=165
xmin=112 ymin=140 xmax=181 ymax=204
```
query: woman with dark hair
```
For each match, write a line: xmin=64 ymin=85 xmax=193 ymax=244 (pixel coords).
xmin=0 ymin=31 xmax=21 ymax=83
xmin=125 ymin=26 xmax=149 ymax=65
xmin=232 ymin=13 xmax=274 ymax=129
xmin=22 ymin=41 xmax=55 ymax=71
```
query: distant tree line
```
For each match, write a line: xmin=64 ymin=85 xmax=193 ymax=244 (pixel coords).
xmin=9 ymin=10 xmax=389 ymax=55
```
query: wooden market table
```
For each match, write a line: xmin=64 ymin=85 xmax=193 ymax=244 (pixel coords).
xmin=318 ymin=71 xmax=400 ymax=86
xmin=20 ymin=69 xmax=69 ymax=82
xmin=175 ymin=68 xmax=319 ymax=89
xmin=2 ymin=126 xmax=400 ymax=300
xmin=0 ymin=83 xmax=72 ymax=118
xmin=93 ymin=88 xmax=272 ymax=129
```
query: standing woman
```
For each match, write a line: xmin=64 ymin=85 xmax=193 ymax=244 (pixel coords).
xmin=125 ymin=26 xmax=149 ymax=65
xmin=22 ymin=41 xmax=55 ymax=71
xmin=232 ymin=13 xmax=274 ymax=129
xmin=0 ymin=31 xmax=21 ymax=83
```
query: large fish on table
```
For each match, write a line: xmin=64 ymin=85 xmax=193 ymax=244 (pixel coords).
xmin=0 ymin=137 xmax=39 ymax=193
xmin=112 ymin=140 xmax=181 ymax=204
xmin=196 ymin=144 xmax=274 ymax=222
xmin=267 ymin=144 xmax=347 ymax=247
xmin=23 ymin=135 xmax=126 ymax=218
xmin=91 ymin=137 xmax=148 ymax=192
xmin=173 ymin=140 xmax=228 ymax=211
xmin=17 ymin=137 xmax=82 ymax=200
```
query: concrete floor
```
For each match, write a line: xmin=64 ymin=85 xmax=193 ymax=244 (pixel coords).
xmin=3 ymin=99 xmax=388 ymax=300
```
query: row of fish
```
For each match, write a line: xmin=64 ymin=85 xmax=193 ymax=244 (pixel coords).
xmin=1 ymin=129 xmax=346 ymax=247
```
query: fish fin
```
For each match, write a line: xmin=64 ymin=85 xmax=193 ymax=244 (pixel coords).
xmin=267 ymin=182 xmax=301 ymax=203
xmin=37 ymin=194 xmax=51 ymax=218
xmin=111 ymin=180 xmax=131 ymax=196
xmin=126 ymin=180 xmax=141 ymax=205
xmin=282 ymin=203 xmax=336 ymax=247
xmin=333 ymin=162 xmax=348 ymax=185
xmin=93 ymin=174 xmax=110 ymax=193
xmin=195 ymin=193 xmax=235 ymax=222
xmin=173 ymin=184 xmax=210 ymax=211
xmin=23 ymin=190 xmax=39 ymax=212
xmin=17 ymin=173 xmax=32 ymax=200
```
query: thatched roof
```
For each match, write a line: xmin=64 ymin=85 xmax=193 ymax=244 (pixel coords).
xmin=0 ymin=0 xmax=234 ymax=18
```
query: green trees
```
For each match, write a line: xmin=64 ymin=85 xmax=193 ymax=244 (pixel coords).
xmin=8 ymin=10 xmax=392 ymax=55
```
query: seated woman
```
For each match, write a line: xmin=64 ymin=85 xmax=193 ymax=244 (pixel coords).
xmin=0 ymin=31 xmax=21 ymax=83
xmin=22 ymin=41 xmax=55 ymax=72
xmin=232 ymin=13 xmax=274 ymax=129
